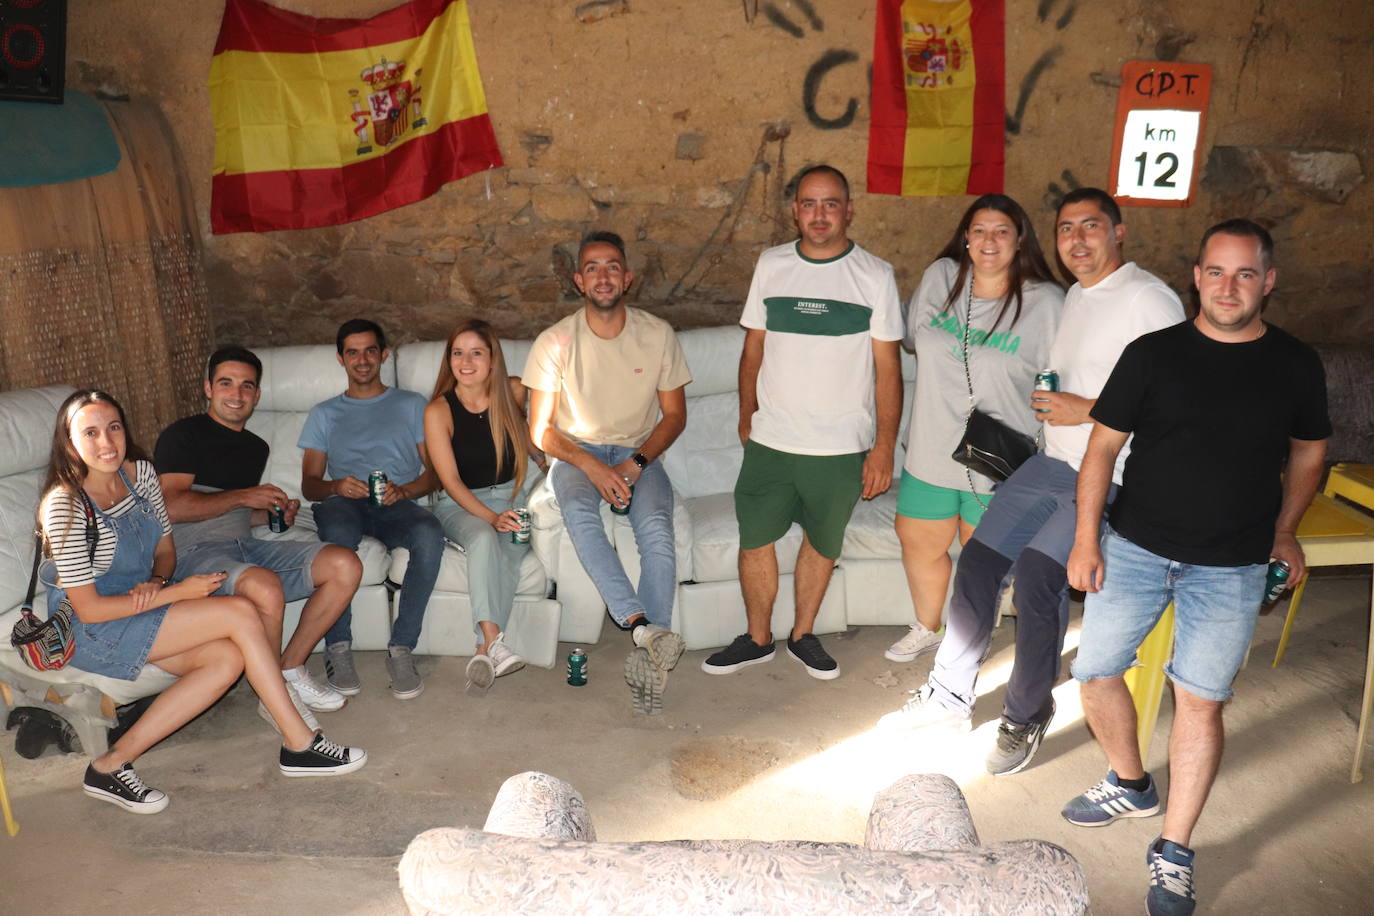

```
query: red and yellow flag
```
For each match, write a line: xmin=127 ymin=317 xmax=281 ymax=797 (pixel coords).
xmin=867 ymin=0 xmax=1004 ymax=197
xmin=209 ymin=0 xmax=503 ymax=234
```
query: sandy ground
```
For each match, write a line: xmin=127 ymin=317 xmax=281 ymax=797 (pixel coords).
xmin=1 ymin=572 xmax=1371 ymax=914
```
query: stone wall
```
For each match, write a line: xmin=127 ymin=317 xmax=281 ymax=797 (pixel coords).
xmin=69 ymin=0 xmax=1372 ymax=348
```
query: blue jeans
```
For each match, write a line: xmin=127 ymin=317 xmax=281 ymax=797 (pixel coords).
xmin=433 ymin=480 xmax=531 ymax=637
xmin=1072 ymin=526 xmax=1266 ymax=702
xmin=929 ymin=454 xmax=1116 ymax=723
xmin=549 ymin=444 xmax=676 ymax=628
xmin=315 ymin=496 xmax=445 ymax=650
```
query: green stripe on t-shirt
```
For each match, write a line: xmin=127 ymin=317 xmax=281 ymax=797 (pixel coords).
xmin=763 ymin=296 xmax=873 ymax=335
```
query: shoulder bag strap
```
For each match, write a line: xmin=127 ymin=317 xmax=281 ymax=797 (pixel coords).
xmin=21 ymin=533 xmax=42 ymax=612
xmin=958 ymin=281 xmax=990 ymax=509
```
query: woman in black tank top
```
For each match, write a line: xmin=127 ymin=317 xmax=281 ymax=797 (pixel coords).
xmin=424 ymin=320 xmax=547 ymax=693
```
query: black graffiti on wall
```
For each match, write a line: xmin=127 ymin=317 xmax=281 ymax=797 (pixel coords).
xmin=764 ymin=1 xmax=862 ymax=130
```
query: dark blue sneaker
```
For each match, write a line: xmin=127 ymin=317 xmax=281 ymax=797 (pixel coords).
xmin=701 ymin=634 xmax=775 ymax=674
xmin=1061 ymin=770 xmax=1161 ymax=826
xmin=1146 ymin=837 xmax=1196 ymax=915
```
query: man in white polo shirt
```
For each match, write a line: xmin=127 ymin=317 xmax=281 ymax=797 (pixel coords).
xmin=703 ymin=164 xmax=904 ymax=681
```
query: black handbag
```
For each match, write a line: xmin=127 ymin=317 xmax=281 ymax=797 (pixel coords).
xmin=10 ymin=492 xmax=97 ymax=672
xmin=950 ymin=282 xmax=1037 ymax=488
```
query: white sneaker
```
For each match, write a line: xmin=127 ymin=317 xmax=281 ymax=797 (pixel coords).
xmin=283 ymin=666 xmax=347 ymax=712
xmin=487 ymin=634 xmax=526 ymax=678
xmin=877 ymin=684 xmax=972 ymax=731
xmin=258 ymin=681 xmax=320 ymax=734
xmin=884 ymin=623 xmax=944 ymax=663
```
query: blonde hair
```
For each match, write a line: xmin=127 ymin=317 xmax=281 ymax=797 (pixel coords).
xmin=430 ymin=320 xmax=528 ymax=493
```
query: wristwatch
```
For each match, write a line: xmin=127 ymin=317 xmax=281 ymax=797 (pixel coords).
xmin=631 ymin=452 xmax=649 ymax=470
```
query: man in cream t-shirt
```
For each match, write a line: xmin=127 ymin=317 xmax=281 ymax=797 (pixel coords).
xmin=525 ymin=231 xmax=693 ymax=715
xmin=878 ymin=188 xmax=1185 ymax=780
xmin=702 ymin=164 xmax=905 ymax=681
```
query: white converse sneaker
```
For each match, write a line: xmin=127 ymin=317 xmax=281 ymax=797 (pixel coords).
xmin=258 ymin=681 xmax=320 ymax=734
xmin=884 ymin=623 xmax=944 ymax=663
xmin=876 ymin=684 xmax=972 ymax=731
xmin=283 ymin=665 xmax=347 ymax=712
xmin=487 ymin=634 xmax=526 ymax=678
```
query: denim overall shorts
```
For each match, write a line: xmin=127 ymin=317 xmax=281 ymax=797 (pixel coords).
xmin=42 ymin=468 xmax=171 ymax=681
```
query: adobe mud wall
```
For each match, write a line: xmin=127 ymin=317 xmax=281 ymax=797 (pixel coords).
xmin=69 ymin=0 xmax=1372 ymax=348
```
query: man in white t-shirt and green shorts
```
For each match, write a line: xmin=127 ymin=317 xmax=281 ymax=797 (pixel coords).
xmin=702 ymin=165 xmax=905 ymax=680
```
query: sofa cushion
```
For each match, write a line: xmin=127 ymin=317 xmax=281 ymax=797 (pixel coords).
xmin=686 ymin=492 xmax=806 ymax=583
xmin=842 ymin=491 xmax=903 ymax=561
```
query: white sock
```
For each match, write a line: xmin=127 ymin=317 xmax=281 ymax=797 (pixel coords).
xmin=282 ymin=665 xmax=305 ymax=683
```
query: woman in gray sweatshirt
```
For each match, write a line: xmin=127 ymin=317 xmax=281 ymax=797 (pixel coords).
xmin=886 ymin=195 xmax=1064 ymax=664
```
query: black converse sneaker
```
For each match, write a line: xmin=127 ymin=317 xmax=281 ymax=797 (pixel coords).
xmin=279 ymin=732 xmax=368 ymax=777
xmin=83 ymin=762 xmax=169 ymax=814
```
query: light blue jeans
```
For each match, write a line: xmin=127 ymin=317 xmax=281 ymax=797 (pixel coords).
xmin=433 ymin=479 xmax=531 ymax=638
xmin=549 ymin=444 xmax=676 ymax=629
xmin=1072 ymin=526 xmax=1267 ymax=702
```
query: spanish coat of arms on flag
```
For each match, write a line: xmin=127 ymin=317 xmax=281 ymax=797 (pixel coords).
xmin=867 ymin=0 xmax=1004 ymax=197
xmin=209 ymin=0 xmax=503 ymax=234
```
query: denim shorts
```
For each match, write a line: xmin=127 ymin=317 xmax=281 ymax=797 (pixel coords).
xmin=177 ymin=537 xmax=326 ymax=604
xmin=1071 ymin=526 xmax=1267 ymax=702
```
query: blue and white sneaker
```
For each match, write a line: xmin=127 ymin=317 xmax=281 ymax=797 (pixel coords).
xmin=1146 ymin=837 xmax=1197 ymax=916
xmin=1061 ymin=769 xmax=1161 ymax=826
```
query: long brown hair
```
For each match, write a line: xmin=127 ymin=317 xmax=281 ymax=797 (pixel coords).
xmin=430 ymin=320 xmax=529 ymax=493
xmin=39 ymin=389 xmax=145 ymax=553
xmin=935 ymin=194 xmax=1060 ymax=331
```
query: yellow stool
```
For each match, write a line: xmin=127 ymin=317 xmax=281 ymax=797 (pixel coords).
xmin=1323 ymin=462 xmax=1374 ymax=510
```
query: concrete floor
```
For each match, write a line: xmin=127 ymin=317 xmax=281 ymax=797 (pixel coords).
xmin=2 ymin=572 xmax=1371 ymax=915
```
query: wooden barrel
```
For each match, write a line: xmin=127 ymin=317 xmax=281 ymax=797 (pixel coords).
xmin=0 ymin=98 xmax=212 ymax=448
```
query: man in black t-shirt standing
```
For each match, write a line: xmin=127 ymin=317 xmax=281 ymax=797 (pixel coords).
xmin=155 ymin=347 xmax=364 ymax=724
xmin=1060 ymin=220 xmax=1330 ymax=916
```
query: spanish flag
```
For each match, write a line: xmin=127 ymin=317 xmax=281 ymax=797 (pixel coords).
xmin=867 ymin=0 xmax=1004 ymax=197
xmin=209 ymin=0 xmax=503 ymax=234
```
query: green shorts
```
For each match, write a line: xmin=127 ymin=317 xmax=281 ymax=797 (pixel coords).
xmin=895 ymin=470 xmax=989 ymax=525
xmin=734 ymin=440 xmax=865 ymax=560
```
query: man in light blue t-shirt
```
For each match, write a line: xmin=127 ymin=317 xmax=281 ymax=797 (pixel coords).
xmin=299 ymin=318 xmax=443 ymax=700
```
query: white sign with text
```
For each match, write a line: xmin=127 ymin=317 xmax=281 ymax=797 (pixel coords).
xmin=1114 ymin=109 xmax=1201 ymax=202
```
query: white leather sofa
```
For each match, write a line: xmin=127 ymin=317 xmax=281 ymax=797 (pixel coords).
xmin=508 ymin=324 xmax=926 ymax=651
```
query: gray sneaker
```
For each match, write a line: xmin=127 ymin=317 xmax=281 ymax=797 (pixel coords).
xmin=324 ymin=642 xmax=361 ymax=696
xmin=624 ymin=647 xmax=666 ymax=716
xmin=986 ymin=699 xmax=1056 ymax=776
xmin=386 ymin=645 xmax=424 ymax=700
xmin=632 ymin=623 xmax=685 ymax=672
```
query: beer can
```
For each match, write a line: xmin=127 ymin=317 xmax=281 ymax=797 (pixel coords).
xmin=512 ymin=508 xmax=531 ymax=545
xmin=567 ymin=648 xmax=588 ymax=686
xmin=1263 ymin=559 xmax=1291 ymax=604
xmin=609 ymin=483 xmax=634 ymax=516
xmin=268 ymin=504 xmax=288 ymax=533
xmin=368 ymin=470 xmax=388 ymax=506
xmin=1034 ymin=370 xmax=1059 ymax=413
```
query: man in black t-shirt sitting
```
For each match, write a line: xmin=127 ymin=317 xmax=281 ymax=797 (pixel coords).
xmin=154 ymin=347 xmax=364 ymax=723
xmin=1061 ymin=220 xmax=1330 ymax=916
